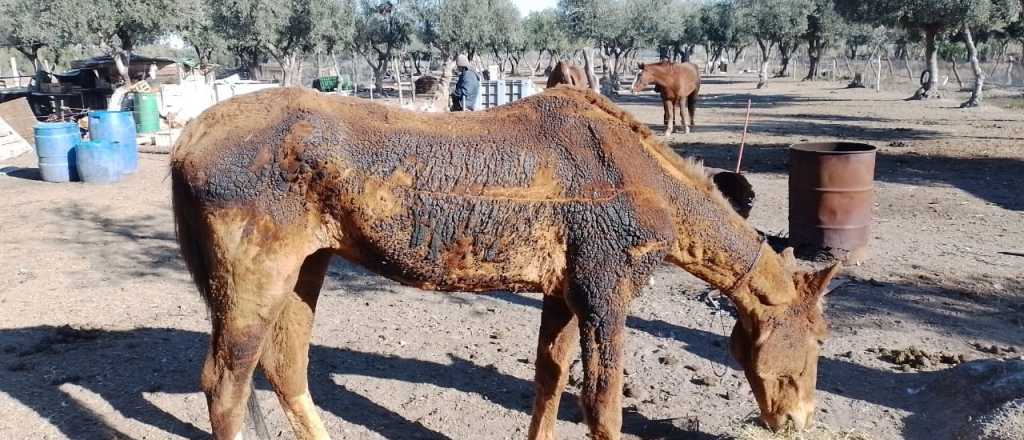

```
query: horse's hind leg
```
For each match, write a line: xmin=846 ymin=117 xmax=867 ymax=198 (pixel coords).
xmin=528 ymin=293 xmax=579 ymax=440
xmin=260 ymin=250 xmax=333 ymax=440
xmin=200 ymin=224 xmax=313 ymax=439
xmin=687 ymin=91 xmax=698 ymax=132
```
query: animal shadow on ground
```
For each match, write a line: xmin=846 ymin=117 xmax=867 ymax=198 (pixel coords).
xmin=0 ymin=323 xmax=717 ymax=439
xmin=489 ymin=270 xmax=1024 ymax=439
xmin=671 ymin=142 xmax=1024 ymax=211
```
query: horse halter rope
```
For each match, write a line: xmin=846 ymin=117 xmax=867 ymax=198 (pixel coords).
xmin=725 ymin=235 xmax=768 ymax=294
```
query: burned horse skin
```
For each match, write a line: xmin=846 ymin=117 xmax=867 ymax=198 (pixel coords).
xmin=171 ymin=86 xmax=839 ymax=440
xmin=632 ymin=61 xmax=702 ymax=135
xmin=546 ymin=61 xmax=590 ymax=89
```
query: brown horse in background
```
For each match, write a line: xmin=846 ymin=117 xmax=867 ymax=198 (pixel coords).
xmin=171 ymin=86 xmax=839 ymax=440
xmin=546 ymin=61 xmax=590 ymax=89
xmin=632 ymin=61 xmax=701 ymax=135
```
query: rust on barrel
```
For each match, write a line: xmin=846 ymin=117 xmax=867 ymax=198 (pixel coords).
xmin=788 ymin=142 xmax=877 ymax=263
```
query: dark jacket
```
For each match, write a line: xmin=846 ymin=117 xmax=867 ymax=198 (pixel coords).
xmin=452 ymin=68 xmax=480 ymax=111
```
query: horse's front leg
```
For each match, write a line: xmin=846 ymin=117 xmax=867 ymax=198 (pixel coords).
xmin=663 ymin=99 xmax=674 ymax=135
xmin=568 ymin=273 xmax=632 ymax=440
xmin=680 ymin=97 xmax=690 ymax=134
xmin=528 ymin=293 xmax=579 ymax=440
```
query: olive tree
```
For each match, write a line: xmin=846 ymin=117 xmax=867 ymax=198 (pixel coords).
xmin=177 ymin=0 xmax=226 ymax=81
xmin=352 ymin=0 xmax=414 ymax=92
xmin=803 ymin=0 xmax=846 ymax=80
xmin=61 ymin=0 xmax=184 ymax=84
xmin=700 ymin=0 xmax=747 ymax=73
xmin=836 ymin=0 xmax=1013 ymax=100
xmin=738 ymin=0 xmax=811 ymax=88
xmin=436 ymin=0 xmax=492 ymax=62
xmin=562 ymin=0 xmax=668 ymax=88
xmin=523 ymin=9 xmax=573 ymax=73
xmin=0 ymin=0 xmax=69 ymax=70
xmin=485 ymin=0 xmax=524 ymax=74
xmin=212 ymin=0 xmax=349 ymax=86
xmin=959 ymin=0 xmax=1021 ymax=107
xmin=656 ymin=0 xmax=703 ymax=62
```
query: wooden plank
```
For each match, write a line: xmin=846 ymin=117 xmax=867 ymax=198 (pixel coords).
xmin=0 ymin=97 xmax=36 ymax=145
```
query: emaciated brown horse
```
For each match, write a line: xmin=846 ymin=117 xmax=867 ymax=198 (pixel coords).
xmin=632 ymin=61 xmax=702 ymax=135
xmin=171 ymin=85 xmax=839 ymax=440
xmin=546 ymin=61 xmax=590 ymax=89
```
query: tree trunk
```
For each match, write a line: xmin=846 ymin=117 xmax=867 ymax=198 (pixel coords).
xmin=531 ymin=49 xmax=545 ymax=76
xmin=804 ymin=39 xmax=820 ymax=81
xmin=777 ymin=41 xmax=794 ymax=77
xmin=582 ymin=47 xmax=599 ymax=92
xmin=875 ymin=53 xmax=882 ymax=92
xmin=912 ymin=28 xmax=940 ymax=100
xmin=756 ymin=39 xmax=771 ymax=89
xmin=961 ymin=25 xmax=984 ymax=108
xmin=903 ymin=50 xmax=913 ymax=82
xmin=278 ymin=53 xmax=303 ymax=87
xmin=951 ymin=58 xmax=964 ymax=90
xmin=1005 ymin=58 xmax=1014 ymax=86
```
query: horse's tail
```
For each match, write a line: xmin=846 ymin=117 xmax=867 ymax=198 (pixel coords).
xmin=171 ymin=167 xmax=211 ymax=307
xmin=171 ymin=167 xmax=272 ymax=440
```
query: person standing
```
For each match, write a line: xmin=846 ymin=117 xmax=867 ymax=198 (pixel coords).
xmin=451 ymin=54 xmax=480 ymax=111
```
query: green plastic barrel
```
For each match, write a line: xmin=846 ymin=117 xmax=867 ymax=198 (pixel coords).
xmin=133 ymin=92 xmax=160 ymax=134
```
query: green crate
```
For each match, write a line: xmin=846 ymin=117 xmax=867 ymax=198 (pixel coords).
xmin=315 ymin=76 xmax=339 ymax=92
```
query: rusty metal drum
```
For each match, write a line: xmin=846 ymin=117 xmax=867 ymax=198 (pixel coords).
xmin=788 ymin=142 xmax=877 ymax=263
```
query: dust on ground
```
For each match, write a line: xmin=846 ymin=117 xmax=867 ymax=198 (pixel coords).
xmin=1 ymin=74 xmax=1022 ymax=440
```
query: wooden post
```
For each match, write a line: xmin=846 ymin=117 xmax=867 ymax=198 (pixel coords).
xmin=876 ymin=53 xmax=882 ymax=92
xmin=395 ymin=58 xmax=403 ymax=105
xmin=831 ymin=58 xmax=837 ymax=82
xmin=10 ymin=57 xmax=19 ymax=87
xmin=736 ymin=99 xmax=752 ymax=174
xmin=403 ymin=51 xmax=411 ymax=103
xmin=351 ymin=50 xmax=359 ymax=95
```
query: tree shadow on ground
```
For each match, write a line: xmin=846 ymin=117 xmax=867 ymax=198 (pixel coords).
xmin=0 ymin=324 xmax=716 ymax=440
xmin=41 ymin=202 xmax=187 ymax=280
xmin=670 ymin=142 xmax=1024 ymax=211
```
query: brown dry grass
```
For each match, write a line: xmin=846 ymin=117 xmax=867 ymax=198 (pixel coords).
xmin=734 ymin=424 xmax=872 ymax=440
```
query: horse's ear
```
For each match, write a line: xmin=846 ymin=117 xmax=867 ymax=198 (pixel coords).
xmin=638 ymin=62 xmax=645 ymax=69
xmin=780 ymin=247 xmax=797 ymax=269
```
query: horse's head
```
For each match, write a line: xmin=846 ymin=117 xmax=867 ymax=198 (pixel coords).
xmin=631 ymin=63 xmax=651 ymax=94
xmin=729 ymin=252 xmax=840 ymax=431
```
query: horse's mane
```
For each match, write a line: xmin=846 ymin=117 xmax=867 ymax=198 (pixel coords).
xmin=544 ymin=85 xmax=721 ymax=197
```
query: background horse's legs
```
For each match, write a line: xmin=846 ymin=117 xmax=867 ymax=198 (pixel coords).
xmin=678 ymin=97 xmax=690 ymax=134
xmin=662 ymin=99 xmax=674 ymax=135
xmin=687 ymin=91 xmax=698 ymax=132
xmin=259 ymin=250 xmax=333 ymax=440
xmin=528 ymin=293 xmax=579 ymax=440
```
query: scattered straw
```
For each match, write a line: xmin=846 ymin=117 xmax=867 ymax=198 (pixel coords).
xmin=734 ymin=424 xmax=871 ymax=440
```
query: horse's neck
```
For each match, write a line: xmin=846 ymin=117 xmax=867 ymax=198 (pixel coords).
xmin=663 ymin=177 xmax=790 ymax=306
xmin=648 ymin=66 xmax=675 ymax=88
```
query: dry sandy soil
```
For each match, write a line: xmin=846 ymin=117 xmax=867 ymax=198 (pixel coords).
xmin=1 ymin=74 xmax=1022 ymax=440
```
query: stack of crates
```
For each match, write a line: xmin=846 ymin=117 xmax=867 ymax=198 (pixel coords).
xmin=472 ymin=79 xmax=538 ymax=110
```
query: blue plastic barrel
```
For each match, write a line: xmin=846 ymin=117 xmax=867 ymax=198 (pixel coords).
xmin=88 ymin=111 xmax=138 ymax=174
xmin=75 ymin=140 xmax=122 ymax=184
xmin=34 ymin=122 xmax=80 ymax=182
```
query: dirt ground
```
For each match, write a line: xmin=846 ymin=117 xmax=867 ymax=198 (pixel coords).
xmin=1 ymin=74 xmax=1022 ymax=440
